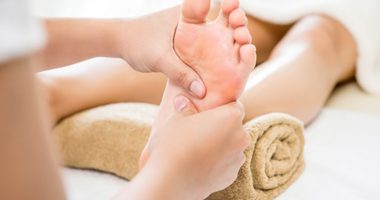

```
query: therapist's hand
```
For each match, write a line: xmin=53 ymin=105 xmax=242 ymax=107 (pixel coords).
xmin=116 ymin=6 xmax=206 ymax=98
xmin=41 ymin=6 xmax=205 ymax=98
xmin=138 ymin=96 xmax=250 ymax=200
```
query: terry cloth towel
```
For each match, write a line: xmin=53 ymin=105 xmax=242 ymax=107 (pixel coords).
xmin=54 ymin=103 xmax=305 ymax=200
xmin=240 ymin=0 xmax=380 ymax=95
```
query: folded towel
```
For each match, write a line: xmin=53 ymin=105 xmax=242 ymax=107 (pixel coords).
xmin=240 ymin=0 xmax=380 ymax=95
xmin=54 ymin=103 xmax=304 ymax=200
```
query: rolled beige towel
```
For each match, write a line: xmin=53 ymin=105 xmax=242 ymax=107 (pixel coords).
xmin=54 ymin=103 xmax=304 ymax=200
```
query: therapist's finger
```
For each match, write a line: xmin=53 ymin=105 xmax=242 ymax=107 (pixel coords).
xmin=158 ymin=53 xmax=206 ymax=99
xmin=173 ymin=95 xmax=198 ymax=116
xmin=206 ymin=101 xmax=245 ymax=123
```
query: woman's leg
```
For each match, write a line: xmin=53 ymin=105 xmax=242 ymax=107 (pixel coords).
xmin=39 ymin=58 xmax=167 ymax=122
xmin=240 ymin=15 xmax=356 ymax=124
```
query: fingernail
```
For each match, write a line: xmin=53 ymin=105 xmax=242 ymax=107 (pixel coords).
xmin=174 ymin=96 xmax=189 ymax=112
xmin=190 ymin=81 xmax=205 ymax=98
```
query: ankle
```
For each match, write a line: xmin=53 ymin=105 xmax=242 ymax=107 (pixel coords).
xmin=37 ymin=73 xmax=61 ymax=124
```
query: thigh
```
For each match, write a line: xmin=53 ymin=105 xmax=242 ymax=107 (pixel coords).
xmin=270 ymin=15 xmax=356 ymax=81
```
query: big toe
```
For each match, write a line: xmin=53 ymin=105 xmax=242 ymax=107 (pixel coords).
xmin=182 ymin=0 xmax=211 ymax=24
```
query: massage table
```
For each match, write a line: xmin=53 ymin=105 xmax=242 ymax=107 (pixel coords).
xmin=32 ymin=0 xmax=380 ymax=199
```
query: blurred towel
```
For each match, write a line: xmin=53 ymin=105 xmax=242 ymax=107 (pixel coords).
xmin=54 ymin=103 xmax=304 ymax=200
xmin=241 ymin=0 xmax=380 ymax=95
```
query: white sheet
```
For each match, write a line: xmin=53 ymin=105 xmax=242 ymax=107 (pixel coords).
xmin=62 ymin=108 xmax=380 ymax=200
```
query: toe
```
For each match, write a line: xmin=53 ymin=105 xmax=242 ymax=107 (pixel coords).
xmin=221 ymin=0 xmax=240 ymax=16
xmin=217 ymin=0 xmax=240 ymax=24
xmin=182 ymin=0 xmax=211 ymax=24
xmin=240 ymin=44 xmax=257 ymax=68
xmin=234 ymin=26 xmax=252 ymax=45
xmin=229 ymin=8 xmax=247 ymax=28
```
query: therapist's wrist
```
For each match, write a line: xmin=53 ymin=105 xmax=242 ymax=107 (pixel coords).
xmin=115 ymin=154 xmax=199 ymax=200
xmin=113 ymin=18 xmax=146 ymax=67
xmin=112 ymin=6 xmax=182 ymax=71
xmin=103 ymin=20 xmax=126 ymax=58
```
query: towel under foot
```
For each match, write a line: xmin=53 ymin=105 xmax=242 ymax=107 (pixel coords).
xmin=54 ymin=103 xmax=304 ymax=200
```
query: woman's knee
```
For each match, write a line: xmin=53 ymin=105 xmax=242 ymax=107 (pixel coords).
xmin=274 ymin=16 xmax=348 ymax=55
xmin=270 ymin=15 xmax=356 ymax=80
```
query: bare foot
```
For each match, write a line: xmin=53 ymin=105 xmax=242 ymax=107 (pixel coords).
xmin=140 ymin=0 xmax=256 ymax=168
xmin=174 ymin=0 xmax=256 ymax=110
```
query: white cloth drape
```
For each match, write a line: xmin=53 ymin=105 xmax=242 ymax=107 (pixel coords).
xmin=0 ymin=0 xmax=45 ymax=63
xmin=241 ymin=0 xmax=380 ymax=95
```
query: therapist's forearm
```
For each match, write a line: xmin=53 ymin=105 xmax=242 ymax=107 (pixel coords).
xmin=39 ymin=7 xmax=183 ymax=72
xmin=0 ymin=57 xmax=66 ymax=200
xmin=113 ymin=155 xmax=196 ymax=200
xmin=41 ymin=19 xmax=124 ymax=68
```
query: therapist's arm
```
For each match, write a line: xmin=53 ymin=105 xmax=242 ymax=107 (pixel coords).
xmin=41 ymin=19 xmax=121 ymax=68
xmin=40 ymin=6 xmax=205 ymax=97
xmin=0 ymin=57 xmax=66 ymax=200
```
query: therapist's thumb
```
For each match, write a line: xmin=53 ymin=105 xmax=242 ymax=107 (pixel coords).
xmin=160 ymin=55 xmax=206 ymax=99
xmin=174 ymin=95 xmax=198 ymax=115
